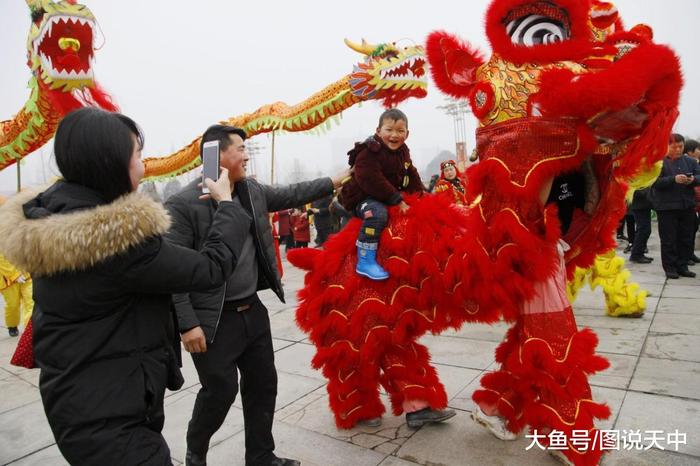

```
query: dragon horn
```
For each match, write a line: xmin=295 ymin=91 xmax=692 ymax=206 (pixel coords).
xmin=344 ymin=38 xmax=377 ymax=56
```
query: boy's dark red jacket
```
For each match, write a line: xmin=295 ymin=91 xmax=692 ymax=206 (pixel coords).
xmin=339 ymin=135 xmax=424 ymax=210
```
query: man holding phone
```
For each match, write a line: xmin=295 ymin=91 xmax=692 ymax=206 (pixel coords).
xmin=650 ymin=133 xmax=700 ymax=279
xmin=165 ymin=124 xmax=351 ymax=466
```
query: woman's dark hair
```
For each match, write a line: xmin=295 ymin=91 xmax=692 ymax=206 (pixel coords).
xmin=669 ymin=133 xmax=685 ymax=144
xmin=54 ymin=108 xmax=144 ymax=202
xmin=683 ymin=139 xmax=699 ymax=154
xmin=377 ymin=108 xmax=408 ymax=128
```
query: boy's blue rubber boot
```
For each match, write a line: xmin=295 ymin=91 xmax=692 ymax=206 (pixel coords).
xmin=356 ymin=242 xmax=389 ymax=280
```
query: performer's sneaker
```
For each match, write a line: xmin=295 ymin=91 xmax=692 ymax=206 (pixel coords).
xmin=8 ymin=327 xmax=18 ymax=337
xmin=405 ymin=407 xmax=456 ymax=429
xmin=471 ymin=406 xmax=518 ymax=441
xmin=357 ymin=417 xmax=382 ymax=427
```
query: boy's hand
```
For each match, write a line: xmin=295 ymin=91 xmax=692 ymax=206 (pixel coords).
xmin=398 ymin=201 xmax=410 ymax=213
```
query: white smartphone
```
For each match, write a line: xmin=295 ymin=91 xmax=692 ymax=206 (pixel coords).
xmin=201 ymin=140 xmax=220 ymax=194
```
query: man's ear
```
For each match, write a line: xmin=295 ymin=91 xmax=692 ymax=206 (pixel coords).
xmin=426 ymin=30 xmax=485 ymax=99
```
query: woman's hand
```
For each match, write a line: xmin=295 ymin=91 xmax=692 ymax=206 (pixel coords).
xmin=200 ymin=168 xmax=233 ymax=202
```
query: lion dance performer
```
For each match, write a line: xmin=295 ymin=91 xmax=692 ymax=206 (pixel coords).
xmin=288 ymin=1 xmax=681 ymax=465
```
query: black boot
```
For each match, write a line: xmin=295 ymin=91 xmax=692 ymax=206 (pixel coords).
xmin=405 ymin=407 xmax=456 ymax=429
xmin=185 ymin=449 xmax=207 ymax=466
xmin=8 ymin=327 xmax=19 ymax=337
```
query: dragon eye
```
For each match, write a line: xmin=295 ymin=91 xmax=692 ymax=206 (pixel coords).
xmin=506 ymin=14 xmax=570 ymax=46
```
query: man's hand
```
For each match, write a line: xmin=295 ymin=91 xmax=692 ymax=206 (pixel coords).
xmin=331 ymin=167 xmax=353 ymax=188
xmin=398 ymin=201 xmax=410 ymax=213
xmin=675 ymin=174 xmax=692 ymax=185
xmin=182 ymin=326 xmax=207 ymax=353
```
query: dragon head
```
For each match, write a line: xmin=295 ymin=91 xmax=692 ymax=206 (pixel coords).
xmin=345 ymin=39 xmax=427 ymax=108
xmin=26 ymin=0 xmax=97 ymax=92
xmin=427 ymin=0 xmax=682 ymax=272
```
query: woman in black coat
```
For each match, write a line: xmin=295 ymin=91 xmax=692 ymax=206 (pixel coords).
xmin=0 ymin=108 xmax=249 ymax=465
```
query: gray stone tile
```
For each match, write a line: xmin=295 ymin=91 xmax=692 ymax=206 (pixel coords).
xmin=0 ymin=377 xmax=41 ymax=415
xmin=657 ymin=297 xmax=700 ymax=315
xmin=643 ymin=333 xmax=700 ymax=363
xmin=419 ymin=335 xmax=497 ymax=370
xmin=650 ymin=313 xmax=700 ymax=336
xmin=280 ymin=390 xmax=406 ymax=443
xmin=273 ymin=338 xmax=295 ymax=352
xmin=590 ymin=353 xmax=638 ymax=390
xmin=575 ymin=314 xmax=653 ymax=332
xmin=273 ymin=343 xmax=326 ymax=382
xmin=630 ymin=357 xmax=700 ymax=400
xmin=591 ymin=386 xmax=627 ymax=431
xmin=0 ymin=400 xmax=56 ymax=465
xmin=269 ymin=309 xmax=307 ymax=342
xmin=449 ymin=373 xmax=483 ymax=413
xmin=442 ymin=321 xmax=509 ymax=342
xmin=378 ymin=456 xmax=422 ymax=466
xmin=396 ymin=410 xmax=556 ymax=466
xmin=662 ymin=284 xmax=700 ymax=298
xmin=6 ymin=444 xmax=68 ymax=466
xmin=232 ymin=369 xmax=325 ymax=411
xmin=275 ymin=385 xmax=328 ymax=421
xmin=162 ymin=391 xmax=245 ymax=461
xmin=17 ymin=368 xmax=40 ymax=388
xmin=593 ymin=327 xmax=647 ymax=356
xmin=614 ymin=391 xmax=700 ymax=457
xmin=433 ymin=364 xmax=482 ymax=402
xmin=206 ymin=420 xmax=387 ymax=466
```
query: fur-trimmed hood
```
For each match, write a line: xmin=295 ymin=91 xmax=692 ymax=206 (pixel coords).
xmin=0 ymin=182 xmax=171 ymax=277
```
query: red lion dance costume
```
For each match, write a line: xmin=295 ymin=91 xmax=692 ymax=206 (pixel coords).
xmin=288 ymin=1 xmax=681 ymax=464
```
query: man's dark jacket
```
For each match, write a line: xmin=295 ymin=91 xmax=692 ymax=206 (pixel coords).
xmin=166 ymin=176 xmax=334 ymax=342
xmin=651 ymin=155 xmax=700 ymax=211
xmin=630 ymin=187 xmax=652 ymax=211
xmin=339 ymin=134 xmax=424 ymax=210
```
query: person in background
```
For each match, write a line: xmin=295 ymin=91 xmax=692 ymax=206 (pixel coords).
xmin=0 ymin=253 xmax=33 ymax=337
xmin=433 ymin=159 xmax=467 ymax=205
xmin=290 ymin=207 xmax=311 ymax=248
xmin=628 ymin=187 xmax=654 ymax=264
xmin=650 ymin=134 xmax=700 ymax=279
xmin=276 ymin=208 xmax=293 ymax=252
xmin=309 ymin=194 xmax=334 ymax=246
xmin=683 ymin=139 xmax=700 ymax=263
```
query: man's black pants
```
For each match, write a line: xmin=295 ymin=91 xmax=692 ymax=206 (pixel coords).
xmin=630 ymin=209 xmax=650 ymax=259
xmin=187 ymin=298 xmax=278 ymax=466
xmin=657 ymin=208 xmax=696 ymax=273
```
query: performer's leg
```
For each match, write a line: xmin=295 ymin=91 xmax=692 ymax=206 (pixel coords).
xmin=2 ymin=284 xmax=21 ymax=330
xmin=323 ymin=351 xmax=384 ymax=429
xmin=379 ymin=342 xmax=447 ymax=416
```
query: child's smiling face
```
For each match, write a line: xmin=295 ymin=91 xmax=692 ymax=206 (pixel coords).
xmin=376 ymin=118 xmax=409 ymax=151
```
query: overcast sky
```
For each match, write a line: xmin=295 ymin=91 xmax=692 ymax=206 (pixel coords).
xmin=1 ymin=0 xmax=698 ymax=194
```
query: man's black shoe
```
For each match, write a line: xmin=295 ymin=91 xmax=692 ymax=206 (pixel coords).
xmin=405 ymin=407 xmax=456 ymax=429
xmin=8 ymin=327 xmax=18 ymax=337
xmin=678 ymin=269 xmax=697 ymax=278
xmin=623 ymin=245 xmax=632 ymax=253
xmin=689 ymin=260 xmax=696 ymax=266
xmin=642 ymin=255 xmax=654 ymax=261
xmin=693 ymin=254 xmax=700 ymax=262
xmin=629 ymin=256 xmax=652 ymax=264
xmin=666 ymin=271 xmax=680 ymax=279
xmin=185 ymin=449 xmax=207 ymax=466
xmin=266 ymin=457 xmax=301 ymax=466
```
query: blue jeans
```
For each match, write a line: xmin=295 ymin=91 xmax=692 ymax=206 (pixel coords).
xmin=355 ymin=198 xmax=389 ymax=245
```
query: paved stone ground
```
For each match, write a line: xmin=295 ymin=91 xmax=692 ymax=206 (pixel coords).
xmin=1 ymin=230 xmax=699 ymax=466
